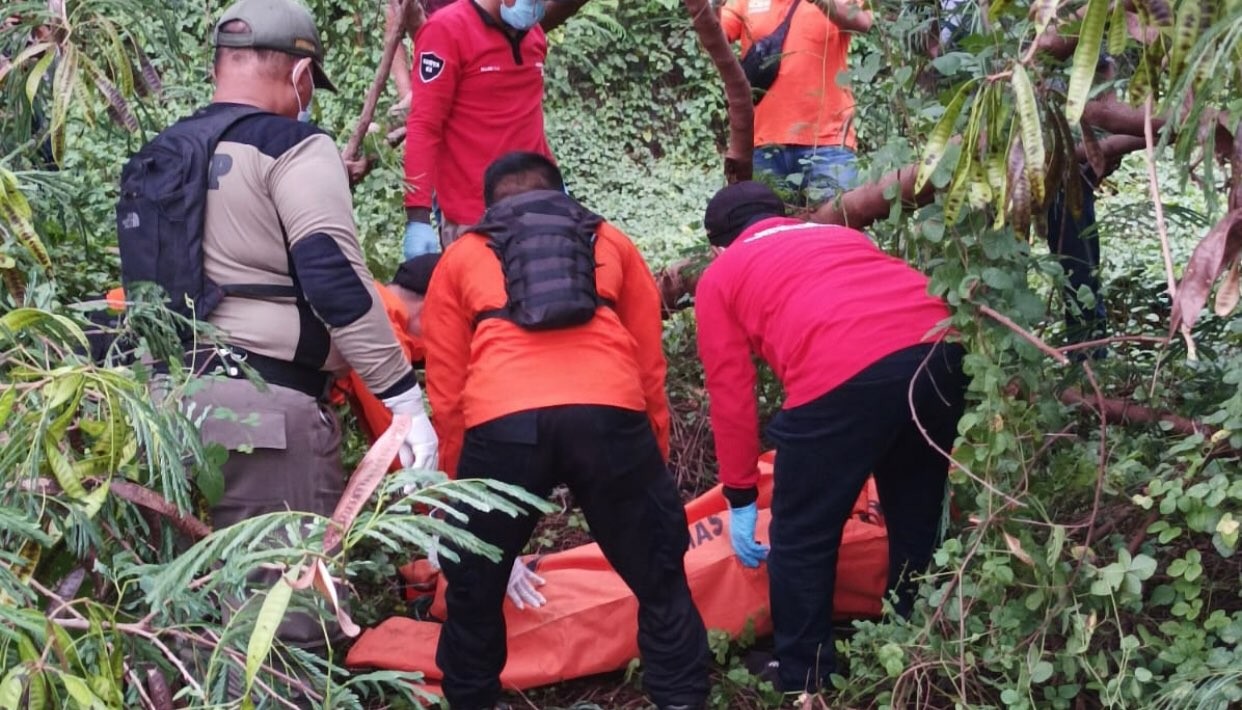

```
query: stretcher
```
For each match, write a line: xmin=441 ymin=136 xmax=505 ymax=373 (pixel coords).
xmin=345 ymin=453 xmax=890 ymax=697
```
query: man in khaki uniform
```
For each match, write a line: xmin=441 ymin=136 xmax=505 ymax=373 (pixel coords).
xmin=175 ymin=0 xmax=438 ymax=649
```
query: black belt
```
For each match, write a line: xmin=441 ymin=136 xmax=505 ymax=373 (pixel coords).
xmin=173 ymin=346 xmax=331 ymax=400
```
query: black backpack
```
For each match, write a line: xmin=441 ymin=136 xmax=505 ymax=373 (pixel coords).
xmin=472 ymin=190 xmax=612 ymax=331
xmin=115 ymin=104 xmax=297 ymax=328
xmin=739 ymin=0 xmax=801 ymax=105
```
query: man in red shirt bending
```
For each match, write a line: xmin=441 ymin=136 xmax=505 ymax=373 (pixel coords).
xmin=402 ymin=0 xmax=555 ymax=258
xmin=694 ymin=182 xmax=968 ymax=693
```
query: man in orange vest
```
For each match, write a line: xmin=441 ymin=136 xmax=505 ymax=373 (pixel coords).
xmin=423 ymin=151 xmax=709 ymax=710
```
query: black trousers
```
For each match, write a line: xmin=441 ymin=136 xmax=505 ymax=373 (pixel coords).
xmin=435 ymin=405 xmax=710 ymax=709
xmin=766 ymin=343 xmax=967 ymax=692
xmin=1047 ymin=167 xmax=1107 ymax=344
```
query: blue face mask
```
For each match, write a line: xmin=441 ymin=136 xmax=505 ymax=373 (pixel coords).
xmin=499 ymin=0 xmax=545 ymax=30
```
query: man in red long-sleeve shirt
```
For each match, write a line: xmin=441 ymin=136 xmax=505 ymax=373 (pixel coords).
xmin=401 ymin=0 xmax=555 ymax=259
xmin=694 ymin=181 xmax=968 ymax=694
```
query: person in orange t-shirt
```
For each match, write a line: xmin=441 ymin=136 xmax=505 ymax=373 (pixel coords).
xmin=423 ymin=151 xmax=709 ymax=710
xmin=721 ymin=0 xmax=872 ymax=206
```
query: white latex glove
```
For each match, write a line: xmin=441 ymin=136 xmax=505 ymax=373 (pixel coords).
xmin=382 ymin=384 xmax=439 ymax=471
xmin=426 ymin=540 xmax=545 ymax=610
xmin=507 ymin=558 xmax=546 ymax=610
xmin=425 ymin=536 xmax=441 ymax=570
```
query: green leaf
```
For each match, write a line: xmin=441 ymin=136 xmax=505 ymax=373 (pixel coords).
xmin=1031 ymin=660 xmax=1055 ymax=683
xmin=25 ymin=52 xmax=54 ymax=106
xmin=57 ymin=674 xmax=107 ymax=710
xmin=0 ymin=388 xmax=17 ymax=430
xmin=1129 ymin=553 xmax=1157 ymax=581
xmin=44 ymin=438 xmax=88 ymax=500
xmin=244 ymin=577 xmax=293 ymax=702
xmin=1065 ymin=0 xmax=1109 ymax=124
xmin=0 ymin=666 xmax=24 ymax=710
xmin=196 ymin=462 xmax=225 ymax=507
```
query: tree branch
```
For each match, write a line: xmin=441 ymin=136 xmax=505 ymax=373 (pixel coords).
xmin=684 ymin=0 xmax=753 ymax=183
xmin=110 ymin=479 xmax=211 ymax=540
xmin=1058 ymin=387 xmax=1220 ymax=439
xmin=541 ymin=0 xmax=591 ymax=32
xmin=343 ymin=0 xmax=415 ymax=163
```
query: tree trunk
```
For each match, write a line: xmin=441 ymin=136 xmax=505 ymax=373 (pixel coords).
xmin=541 ymin=0 xmax=592 ymax=33
xmin=683 ymin=0 xmax=753 ymax=183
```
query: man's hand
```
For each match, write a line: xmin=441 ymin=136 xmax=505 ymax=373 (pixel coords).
xmin=403 ymin=220 xmax=439 ymax=260
xmin=382 ymin=385 xmax=439 ymax=470
xmin=507 ymin=558 xmax=547 ymax=610
xmin=728 ymin=502 xmax=769 ymax=568
xmin=344 ymin=154 xmax=374 ymax=186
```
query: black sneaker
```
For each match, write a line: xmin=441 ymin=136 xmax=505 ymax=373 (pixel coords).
xmin=742 ymin=650 xmax=783 ymax=692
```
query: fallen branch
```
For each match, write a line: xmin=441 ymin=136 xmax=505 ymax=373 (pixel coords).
xmin=1058 ymin=387 xmax=1216 ymax=438
xmin=977 ymin=304 xmax=1070 ymax=365
xmin=342 ymin=0 xmax=414 ymax=163
xmin=110 ymin=479 xmax=211 ymax=540
xmin=684 ymin=0 xmax=753 ymax=183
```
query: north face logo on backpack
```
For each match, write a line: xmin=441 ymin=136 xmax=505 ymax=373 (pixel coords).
xmin=473 ymin=191 xmax=612 ymax=332
xmin=419 ymin=52 xmax=445 ymax=83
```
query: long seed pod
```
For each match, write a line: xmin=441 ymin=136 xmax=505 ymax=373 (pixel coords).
xmin=49 ymin=43 xmax=77 ymax=163
xmin=1066 ymin=0 xmax=1109 ymax=124
xmin=1108 ymin=0 xmax=1129 ymax=54
xmin=969 ymin=161 xmax=993 ymax=211
xmin=136 ymin=47 xmax=163 ymax=98
xmin=84 ymin=58 xmax=138 ymax=132
xmin=1080 ymin=118 xmax=1107 ymax=181
xmin=1129 ymin=51 xmax=1153 ymax=103
xmin=1171 ymin=0 xmax=1202 ymax=79
xmin=1043 ymin=103 xmax=1067 ymax=206
xmin=943 ymin=168 xmax=971 ymax=225
xmin=916 ymin=79 xmax=977 ymax=193
xmin=1 ymin=269 xmax=27 ymax=303
xmin=1140 ymin=0 xmax=1174 ymax=24
xmin=1011 ymin=65 xmax=1046 ymax=207
xmin=0 ymin=179 xmax=53 ymax=275
xmin=1007 ymin=133 xmax=1031 ymax=238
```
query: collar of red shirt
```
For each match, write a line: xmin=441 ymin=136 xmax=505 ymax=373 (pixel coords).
xmin=734 ymin=216 xmax=808 ymax=243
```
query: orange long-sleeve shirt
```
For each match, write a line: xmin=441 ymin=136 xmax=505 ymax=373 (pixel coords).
xmin=335 ymin=284 xmax=425 ymax=445
xmin=423 ymin=222 xmax=671 ymax=477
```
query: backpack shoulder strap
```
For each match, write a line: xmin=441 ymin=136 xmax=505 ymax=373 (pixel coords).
xmin=776 ymin=0 xmax=800 ymax=31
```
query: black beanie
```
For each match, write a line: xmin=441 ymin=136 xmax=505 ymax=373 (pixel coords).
xmin=703 ymin=181 xmax=786 ymax=247
xmin=391 ymin=253 xmax=441 ymax=295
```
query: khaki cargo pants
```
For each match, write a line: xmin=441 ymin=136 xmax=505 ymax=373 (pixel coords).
xmin=191 ymin=376 xmax=347 ymax=651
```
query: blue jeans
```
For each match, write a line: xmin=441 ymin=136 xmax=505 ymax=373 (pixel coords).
xmin=754 ymin=145 xmax=858 ymax=207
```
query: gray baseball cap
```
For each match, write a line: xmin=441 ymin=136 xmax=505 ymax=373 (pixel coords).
xmin=212 ymin=0 xmax=337 ymax=91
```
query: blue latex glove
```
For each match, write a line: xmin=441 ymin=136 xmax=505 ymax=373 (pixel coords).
xmin=728 ymin=503 xmax=769 ymax=568
xmin=403 ymin=220 xmax=440 ymax=260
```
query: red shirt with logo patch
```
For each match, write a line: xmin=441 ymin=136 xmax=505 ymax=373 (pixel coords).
xmin=403 ymin=0 xmax=554 ymax=225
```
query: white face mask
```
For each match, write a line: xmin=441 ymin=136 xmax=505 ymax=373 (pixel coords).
xmin=291 ymin=59 xmax=313 ymax=122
